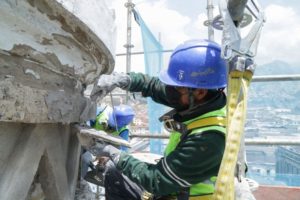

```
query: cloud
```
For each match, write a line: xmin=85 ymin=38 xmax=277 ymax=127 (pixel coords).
xmin=135 ymin=0 xmax=191 ymax=48
xmin=257 ymin=4 xmax=300 ymax=65
xmin=109 ymin=0 xmax=192 ymax=72
xmin=109 ymin=1 xmax=300 ymax=73
xmin=192 ymin=4 xmax=300 ymax=66
xmin=191 ymin=13 xmax=209 ymax=38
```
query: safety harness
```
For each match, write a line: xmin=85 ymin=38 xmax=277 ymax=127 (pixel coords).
xmin=212 ymin=0 xmax=265 ymax=199
xmin=160 ymin=107 xmax=226 ymax=200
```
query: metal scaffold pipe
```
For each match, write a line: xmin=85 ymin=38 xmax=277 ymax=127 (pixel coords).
xmin=207 ymin=0 xmax=214 ymax=41
xmin=116 ymin=49 xmax=173 ymax=56
xmin=245 ymin=138 xmax=300 ymax=146
xmin=129 ymin=134 xmax=300 ymax=146
xmin=124 ymin=0 xmax=135 ymax=103
xmin=227 ymin=0 xmax=248 ymax=25
xmin=252 ymin=74 xmax=300 ymax=82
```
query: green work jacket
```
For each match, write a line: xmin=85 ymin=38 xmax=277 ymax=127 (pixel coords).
xmin=164 ymin=107 xmax=226 ymax=198
xmin=116 ymin=72 xmax=227 ymax=198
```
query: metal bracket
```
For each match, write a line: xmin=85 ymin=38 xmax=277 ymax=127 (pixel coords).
xmin=219 ymin=0 xmax=266 ymax=60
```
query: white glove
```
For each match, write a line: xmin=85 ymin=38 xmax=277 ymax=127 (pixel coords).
xmin=90 ymin=72 xmax=130 ymax=101
xmin=89 ymin=142 xmax=121 ymax=165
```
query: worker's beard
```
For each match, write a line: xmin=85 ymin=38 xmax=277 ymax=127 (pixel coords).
xmin=165 ymin=85 xmax=189 ymax=111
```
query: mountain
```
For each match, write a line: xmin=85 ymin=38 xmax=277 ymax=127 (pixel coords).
xmin=255 ymin=60 xmax=300 ymax=75
xmin=248 ymin=61 xmax=300 ymax=113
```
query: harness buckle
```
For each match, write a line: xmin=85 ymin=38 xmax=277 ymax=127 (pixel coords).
xmin=163 ymin=119 xmax=187 ymax=133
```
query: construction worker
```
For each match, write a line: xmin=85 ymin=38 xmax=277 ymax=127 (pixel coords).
xmin=86 ymin=39 xmax=228 ymax=200
xmin=89 ymin=104 xmax=135 ymax=150
xmin=81 ymin=104 xmax=135 ymax=185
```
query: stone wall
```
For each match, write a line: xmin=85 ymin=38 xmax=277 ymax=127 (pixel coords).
xmin=0 ymin=0 xmax=116 ymax=199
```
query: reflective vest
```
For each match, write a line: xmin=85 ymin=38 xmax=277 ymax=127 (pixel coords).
xmin=93 ymin=111 xmax=108 ymax=131
xmin=111 ymin=126 xmax=128 ymax=137
xmin=93 ymin=111 xmax=128 ymax=136
xmin=164 ymin=107 xmax=226 ymax=199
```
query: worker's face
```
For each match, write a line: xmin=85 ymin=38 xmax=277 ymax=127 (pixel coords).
xmin=166 ymin=86 xmax=208 ymax=110
xmin=174 ymin=87 xmax=190 ymax=106
xmin=166 ymin=85 xmax=187 ymax=110
xmin=175 ymin=87 xmax=208 ymax=107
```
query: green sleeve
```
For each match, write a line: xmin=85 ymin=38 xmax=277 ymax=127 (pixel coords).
xmin=116 ymin=132 xmax=225 ymax=195
xmin=128 ymin=72 xmax=171 ymax=106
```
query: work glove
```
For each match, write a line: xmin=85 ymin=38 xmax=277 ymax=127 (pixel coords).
xmin=83 ymin=156 xmax=110 ymax=186
xmin=90 ymin=72 xmax=131 ymax=101
xmin=89 ymin=141 xmax=121 ymax=165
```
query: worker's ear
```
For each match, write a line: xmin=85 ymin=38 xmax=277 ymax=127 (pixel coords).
xmin=193 ymin=89 xmax=208 ymax=101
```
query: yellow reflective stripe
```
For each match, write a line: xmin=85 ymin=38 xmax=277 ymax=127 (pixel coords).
xmin=187 ymin=117 xmax=226 ymax=130
xmin=189 ymin=194 xmax=213 ymax=200
xmin=165 ymin=121 xmax=226 ymax=156
xmin=197 ymin=107 xmax=226 ymax=119
xmin=190 ymin=126 xmax=226 ymax=136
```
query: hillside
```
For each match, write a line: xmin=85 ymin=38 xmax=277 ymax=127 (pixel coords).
xmin=249 ymin=61 xmax=300 ymax=113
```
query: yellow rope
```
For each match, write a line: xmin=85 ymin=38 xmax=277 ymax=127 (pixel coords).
xmin=212 ymin=69 xmax=253 ymax=200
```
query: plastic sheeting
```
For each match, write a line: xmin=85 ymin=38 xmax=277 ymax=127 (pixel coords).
xmin=133 ymin=9 xmax=167 ymax=155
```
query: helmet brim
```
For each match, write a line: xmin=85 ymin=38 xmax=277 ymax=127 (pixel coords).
xmin=159 ymin=69 xmax=182 ymax=87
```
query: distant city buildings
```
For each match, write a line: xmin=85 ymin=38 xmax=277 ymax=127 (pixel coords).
xmin=276 ymin=146 xmax=300 ymax=174
xmin=245 ymin=106 xmax=300 ymax=186
xmin=275 ymin=146 xmax=300 ymax=186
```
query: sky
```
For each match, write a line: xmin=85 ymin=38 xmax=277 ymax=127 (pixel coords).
xmin=107 ymin=0 xmax=300 ymax=73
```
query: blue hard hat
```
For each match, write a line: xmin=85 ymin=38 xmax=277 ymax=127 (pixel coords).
xmin=159 ymin=39 xmax=227 ymax=89
xmin=108 ymin=105 xmax=135 ymax=129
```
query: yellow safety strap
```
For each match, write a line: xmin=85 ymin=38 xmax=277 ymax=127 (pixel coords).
xmin=187 ymin=117 xmax=226 ymax=130
xmin=189 ymin=194 xmax=213 ymax=200
xmin=212 ymin=68 xmax=253 ymax=200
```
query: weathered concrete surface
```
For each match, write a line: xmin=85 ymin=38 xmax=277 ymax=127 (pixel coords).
xmin=0 ymin=123 xmax=81 ymax=200
xmin=0 ymin=0 xmax=116 ymax=123
xmin=0 ymin=0 xmax=116 ymax=199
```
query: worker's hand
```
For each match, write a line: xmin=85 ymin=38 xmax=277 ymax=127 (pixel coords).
xmin=90 ymin=72 xmax=131 ymax=101
xmin=89 ymin=141 xmax=121 ymax=165
xmin=100 ymin=121 xmax=108 ymax=130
